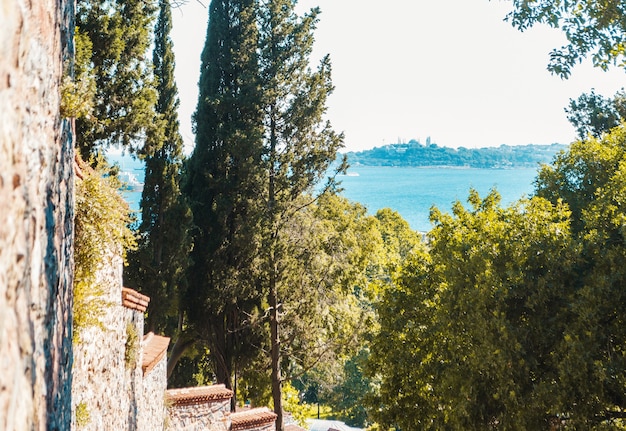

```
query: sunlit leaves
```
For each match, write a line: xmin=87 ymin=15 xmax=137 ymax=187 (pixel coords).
xmin=505 ymin=0 xmax=626 ymax=77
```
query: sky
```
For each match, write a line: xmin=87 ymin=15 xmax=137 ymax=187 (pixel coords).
xmin=170 ymin=0 xmax=626 ymax=153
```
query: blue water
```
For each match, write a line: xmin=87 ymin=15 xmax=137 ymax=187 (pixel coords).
xmin=106 ymin=152 xmax=145 ymax=216
xmin=105 ymin=153 xmax=540 ymax=233
xmin=336 ymin=166 xmax=538 ymax=232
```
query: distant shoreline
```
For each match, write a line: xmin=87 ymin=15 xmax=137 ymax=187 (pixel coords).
xmin=343 ymin=142 xmax=567 ymax=169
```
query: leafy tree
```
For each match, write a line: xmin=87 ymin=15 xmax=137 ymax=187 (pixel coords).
xmin=326 ymin=348 xmax=372 ymax=427
xmin=371 ymin=208 xmax=423 ymax=285
xmin=256 ymin=2 xmax=346 ymax=427
xmin=178 ymin=0 xmax=266 ymax=401
xmin=124 ymin=0 xmax=192 ymax=337
xmin=534 ymin=126 xmax=626 ymax=428
xmin=368 ymin=126 xmax=626 ymax=429
xmin=75 ymin=0 xmax=158 ymax=159
xmin=504 ymin=0 xmax=626 ymax=77
xmin=291 ymin=207 xmax=420 ymax=429
xmin=566 ymin=89 xmax=626 ymax=139
xmin=536 ymin=125 xmax=626 ymax=233
xmin=368 ymin=191 xmax=579 ymax=430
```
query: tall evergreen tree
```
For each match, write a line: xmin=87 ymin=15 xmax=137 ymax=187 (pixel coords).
xmin=75 ymin=0 xmax=158 ymax=159
xmin=124 ymin=0 xmax=192 ymax=336
xmin=181 ymin=2 xmax=346 ymax=423
xmin=257 ymin=1 xmax=345 ymax=427
xmin=178 ymin=0 xmax=266 ymax=402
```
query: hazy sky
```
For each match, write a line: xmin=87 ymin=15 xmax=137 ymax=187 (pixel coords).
xmin=171 ymin=0 xmax=626 ymax=153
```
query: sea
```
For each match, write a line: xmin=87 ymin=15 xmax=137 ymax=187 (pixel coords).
xmin=106 ymin=153 xmax=540 ymax=233
xmin=337 ymin=165 xmax=538 ymax=232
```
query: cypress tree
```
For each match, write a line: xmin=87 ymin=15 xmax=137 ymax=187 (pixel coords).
xmin=179 ymin=0 xmax=266 ymax=402
xmin=124 ymin=0 xmax=192 ymax=336
xmin=180 ymin=2 xmax=344 ymax=423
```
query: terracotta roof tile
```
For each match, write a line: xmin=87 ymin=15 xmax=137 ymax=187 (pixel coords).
xmin=142 ymin=332 xmax=170 ymax=375
xmin=230 ymin=407 xmax=277 ymax=430
xmin=122 ymin=287 xmax=150 ymax=312
xmin=166 ymin=385 xmax=234 ymax=406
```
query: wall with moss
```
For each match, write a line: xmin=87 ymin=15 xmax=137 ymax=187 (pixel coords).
xmin=0 ymin=0 xmax=74 ymax=428
xmin=70 ymin=243 xmax=145 ymax=430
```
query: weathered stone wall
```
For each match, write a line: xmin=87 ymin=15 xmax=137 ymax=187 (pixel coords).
xmin=0 ymin=0 xmax=74 ymax=428
xmin=168 ymin=399 xmax=231 ymax=431
xmin=70 ymin=249 xmax=147 ymax=430
xmin=71 ymin=250 xmax=126 ymax=430
xmin=139 ymin=355 xmax=167 ymax=431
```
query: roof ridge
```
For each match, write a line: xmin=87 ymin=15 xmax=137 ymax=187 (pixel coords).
xmin=166 ymin=384 xmax=234 ymax=406
xmin=141 ymin=332 xmax=170 ymax=375
xmin=230 ymin=407 xmax=272 ymax=418
xmin=121 ymin=287 xmax=150 ymax=312
xmin=230 ymin=407 xmax=277 ymax=430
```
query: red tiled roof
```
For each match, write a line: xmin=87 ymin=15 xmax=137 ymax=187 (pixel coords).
xmin=166 ymin=385 xmax=234 ymax=406
xmin=230 ymin=407 xmax=277 ymax=430
xmin=122 ymin=287 xmax=150 ymax=312
xmin=142 ymin=332 xmax=170 ymax=375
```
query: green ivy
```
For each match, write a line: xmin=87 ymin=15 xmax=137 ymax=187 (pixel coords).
xmin=73 ymin=156 xmax=136 ymax=343
xmin=124 ymin=322 xmax=140 ymax=370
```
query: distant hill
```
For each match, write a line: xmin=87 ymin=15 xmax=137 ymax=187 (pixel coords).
xmin=343 ymin=141 xmax=568 ymax=168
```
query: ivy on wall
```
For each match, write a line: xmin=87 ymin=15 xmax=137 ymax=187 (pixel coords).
xmin=73 ymin=156 xmax=136 ymax=343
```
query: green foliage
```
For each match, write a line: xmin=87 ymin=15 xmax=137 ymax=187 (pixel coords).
xmin=505 ymin=0 xmax=626 ymax=77
xmin=60 ymin=29 xmax=95 ymax=119
xmin=124 ymin=0 xmax=191 ymax=338
xmin=75 ymin=0 xmax=159 ymax=159
xmin=535 ymin=125 xmax=626 ymax=233
xmin=236 ymin=352 xmax=273 ymax=408
xmin=124 ymin=322 xmax=140 ymax=370
xmin=75 ymin=401 xmax=90 ymax=427
xmin=180 ymin=0 xmax=265 ymax=393
xmin=73 ymin=157 xmax=136 ymax=343
xmin=368 ymin=190 xmax=578 ymax=430
xmin=535 ymin=125 xmax=626 ymax=428
xmin=326 ymin=349 xmax=372 ymax=428
xmin=275 ymin=194 xmax=380 ymax=374
xmin=257 ymin=1 xmax=347 ymax=423
xmin=566 ymin=89 xmax=626 ymax=140
xmin=368 ymin=126 xmax=626 ymax=429
xmin=282 ymin=382 xmax=310 ymax=428
xmin=167 ymin=346 xmax=215 ymax=389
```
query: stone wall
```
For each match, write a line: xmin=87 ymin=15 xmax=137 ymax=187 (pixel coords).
xmin=71 ymin=248 xmax=124 ymax=430
xmin=71 ymin=248 xmax=147 ymax=430
xmin=167 ymin=394 xmax=231 ymax=431
xmin=166 ymin=386 xmax=278 ymax=431
xmin=0 ymin=0 xmax=74 ymax=428
xmin=139 ymin=351 xmax=168 ymax=431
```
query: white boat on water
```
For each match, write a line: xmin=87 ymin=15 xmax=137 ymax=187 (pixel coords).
xmin=118 ymin=171 xmax=144 ymax=192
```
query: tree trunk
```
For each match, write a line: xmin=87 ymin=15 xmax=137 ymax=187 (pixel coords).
xmin=210 ymin=316 xmax=235 ymax=411
xmin=167 ymin=334 xmax=195 ymax=379
xmin=269 ymin=274 xmax=283 ymax=431
xmin=268 ymin=108 xmax=283 ymax=431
